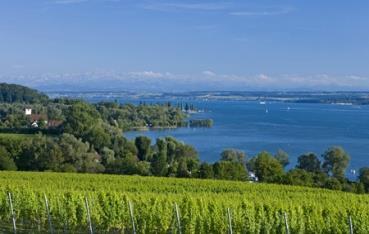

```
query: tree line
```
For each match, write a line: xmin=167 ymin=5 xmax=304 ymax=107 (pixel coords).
xmin=1 ymin=131 xmax=369 ymax=194
xmin=200 ymin=147 xmax=369 ymax=194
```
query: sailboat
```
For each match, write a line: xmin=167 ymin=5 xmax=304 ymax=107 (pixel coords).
xmin=259 ymin=100 xmax=268 ymax=113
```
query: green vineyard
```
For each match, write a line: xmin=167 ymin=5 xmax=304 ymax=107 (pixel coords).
xmin=0 ymin=171 xmax=368 ymax=233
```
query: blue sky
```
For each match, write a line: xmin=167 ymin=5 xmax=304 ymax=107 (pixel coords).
xmin=1 ymin=0 xmax=369 ymax=91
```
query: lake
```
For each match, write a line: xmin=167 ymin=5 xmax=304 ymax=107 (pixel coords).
xmin=73 ymin=93 xmax=369 ymax=174
xmin=124 ymin=100 xmax=369 ymax=174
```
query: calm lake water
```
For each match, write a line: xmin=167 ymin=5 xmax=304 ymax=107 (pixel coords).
xmin=124 ymin=100 xmax=369 ymax=173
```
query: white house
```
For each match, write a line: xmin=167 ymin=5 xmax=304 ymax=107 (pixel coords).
xmin=31 ymin=121 xmax=38 ymax=128
xmin=25 ymin=108 xmax=32 ymax=115
xmin=249 ymin=172 xmax=259 ymax=182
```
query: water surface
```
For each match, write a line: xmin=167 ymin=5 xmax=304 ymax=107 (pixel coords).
xmin=125 ymin=100 xmax=369 ymax=173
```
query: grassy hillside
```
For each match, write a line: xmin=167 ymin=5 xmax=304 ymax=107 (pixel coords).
xmin=0 ymin=172 xmax=368 ymax=233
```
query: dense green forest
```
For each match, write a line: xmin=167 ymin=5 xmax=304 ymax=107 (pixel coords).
xmin=0 ymin=83 xmax=49 ymax=103
xmin=0 ymin=83 xmax=369 ymax=195
xmin=0 ymin=100 xmax=187 ymax=131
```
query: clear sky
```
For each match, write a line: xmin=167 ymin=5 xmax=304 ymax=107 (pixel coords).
xmin=1 ymin=0 xmax=369 ymax=91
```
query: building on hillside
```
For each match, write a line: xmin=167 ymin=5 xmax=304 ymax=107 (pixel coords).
xmin=47 ymin=119 xmax=63 ymax=128
xmin=29 ymin=114 xmax=47 ymax=128
xmin=31 ymin=121 xmax=39 ymax=128
xmin=30 ymin=114 xmax=47 ymax=123
xmin=249 ymin=172 xmax=259 ymax=182
xmin=25 ymin=111 xmax=63 ymax=129
xmin=30 ymin=114 xmax=62 ymax=128
xmin=25 ymin=108 xmax=32 ymax=116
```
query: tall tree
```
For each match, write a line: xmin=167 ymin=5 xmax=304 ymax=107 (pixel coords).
xmin=198 ymin=162 xmax=214 ymax=179
xmin=274 ymin=149 xmax=289 ymax=168
xmin=252 ymin=151 xmax=284 ymax=183
xmin=213 ymin=161 xmax=248 ymax=181
xmin=322 ymin=146 xmax=350 ymax=180
xmin=283 ymin=169 xmax=314 ymax=187
xmin=18 ymin=134 xmax=64 ymax=171
xmin=151 ymin=139 xmax=168 ymax=176
xmin=63 ymin=102 xmax=100 ymax=139
xmin=297 ymin=153 xmax=321 ymax=173
xmin=85 ymin=122 xmax=112 ymax=150
xmin=359 ymin=167 xmax=369 ymax=192
xmin=221 ymin=149 xmax=246 ymax=165
xmin=0 ymin=146 xmax=17 ymax=171
xmin=135 ymin=136 xmax=151 ymax=161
